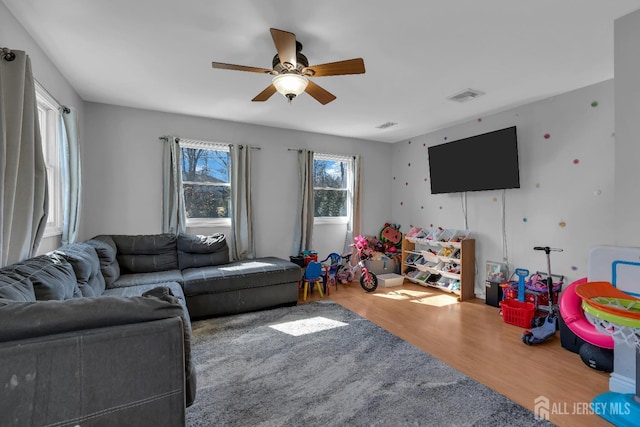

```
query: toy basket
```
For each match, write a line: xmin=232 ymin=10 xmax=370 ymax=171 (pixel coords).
xmin=500 ymin=299 xmax=536 ymax=328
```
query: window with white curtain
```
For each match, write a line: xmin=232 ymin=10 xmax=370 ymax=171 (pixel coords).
xmin=313 ymin=153 xmax=353 ymax=223
xmin=180 ymin=140 xmax=231 ymax=226
xmin=35 ymin=81 xmax=62 ymax=237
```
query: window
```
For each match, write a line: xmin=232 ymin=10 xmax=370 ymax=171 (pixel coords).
xmin=180 ymin=141 xmax=231 ymax=224
xmin=313 ymin=153 xmax=353 ymax=221
xmin=35 ymin=81 xmax=62 ymax=237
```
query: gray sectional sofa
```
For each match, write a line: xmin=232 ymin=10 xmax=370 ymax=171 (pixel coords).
xmin=0 ymin=232 xmax=302 ymax=426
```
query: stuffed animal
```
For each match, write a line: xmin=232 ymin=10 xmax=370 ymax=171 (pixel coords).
xmin=379 ymin=223 xmax=402 ymax=249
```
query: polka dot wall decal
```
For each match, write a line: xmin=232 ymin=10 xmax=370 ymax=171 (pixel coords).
xmin=493 ymin=197 xmax=497 ymax=202
xmin=591 ymin=101 xmax=599 ymax=107
xmin=444 ymin=137 xmax=448 ymax=141
xmin=523 ymin=217 xmax=528 ymax=222
xmin=408 ymin=163 xmax=411 ymax=167
xmin=536 ymin=183 xmax=540 ymax=188
xmin=408 ymin=140 xmax=412 ymax=144
xmin=594 ymin=189 xmax=602 ymax=196
xmin=423 ymin=143 xmax=426 ymax=147
xmin=405 ymin=182 xmax=408 ymax=186
xmin=393 ymin=177 xmax=396 ymax=180
xmin=400 ymin=202 xmax=404 ymax=206
xmin=477 ymin=118 xmax=482 ymax=122
xmin=424 ymin=177 xmax=428 ymax=181
xmin=559 ymin=221 xmax=567 ymax=228
xmin=430 ymin=224 xmax=434 ymax=227
xmin=421 ymin=206 xmax=424 ymax=209
xmin=571 ymin=266 xmax=578 ymax=271
xmin=573 ymin=159 xmax=579 ymax=165
xmin=439 ymin=206 xmax=443 ymax=210
xmin=544 ymin=133 xmax=550 ymax=139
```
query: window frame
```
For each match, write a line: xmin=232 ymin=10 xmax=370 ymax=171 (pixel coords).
xmin=35 ymin=81 xmax=62 ymax=238
xmin=180 ymin=140 xmax=232 ymax=228
xmin=312 ymin=153 xmax=354 ymax=225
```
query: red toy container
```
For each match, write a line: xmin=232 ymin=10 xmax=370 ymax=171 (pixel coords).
xmin=499 ymin=299 xmax=536 ymax=328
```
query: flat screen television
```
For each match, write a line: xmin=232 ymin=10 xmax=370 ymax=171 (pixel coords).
xmin=428 ymin=126 xmax=520 ymax=194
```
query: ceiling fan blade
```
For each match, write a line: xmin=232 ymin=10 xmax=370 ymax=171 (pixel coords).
xmin=252 ymin=84 xmax=277 ymax=102
xmin=270 ymin=28 xmax=297 ymax=69
xmin=212 ymin=62 xmax=273 ymax=74
xmin=303 ymin=58 xmax=366 ymax=77
xmin=305 ymin=80 xmax=336 ymax=105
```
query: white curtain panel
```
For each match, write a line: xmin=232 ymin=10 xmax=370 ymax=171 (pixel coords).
xmin=292 ymin=149 xmax=314 ymax=255
xmin=59 ymin=107 xmax=81 ymax=245
xmin=229 ymin=144 xmax=254 ymax=260
xmin=162 ymin=136 xmax=186 ymax=235
xmin=0 ymin=50 xmax=48 ymax=266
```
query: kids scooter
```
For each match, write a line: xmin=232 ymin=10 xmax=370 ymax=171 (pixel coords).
xmin=522 ymin=246 xmax=563 ymax=345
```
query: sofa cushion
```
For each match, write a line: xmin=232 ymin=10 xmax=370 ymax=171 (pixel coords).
xmin=111 ymin=234 xmax=179 ymax=274
xmin=0 ymin=270 xmax=36 ymax=302
xmin=177 ymin=233 xmax=229 ymax=269
xmin=182 ymin=257 xmax=302 ymax=296
xmin=10 ymin=253 xmax=80 ymax=301
xmin=55 ymin=243 xmax=106 ymax=297
xmin=111 ymin=270 xmax=183 ymax=289
xmin=86 ymin=236 xmax=121 ymax=286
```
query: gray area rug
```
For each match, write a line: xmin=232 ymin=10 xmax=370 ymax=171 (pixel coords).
xmin=186 ymin=300 xmax=554 ymax=427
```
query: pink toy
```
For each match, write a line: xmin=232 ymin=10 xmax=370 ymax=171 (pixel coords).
xmin=559 ymin=277 xmax=614 ymax=349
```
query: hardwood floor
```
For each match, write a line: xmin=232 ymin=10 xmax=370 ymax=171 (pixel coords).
xmin=298 ymin=281 xmax=613 ymax=427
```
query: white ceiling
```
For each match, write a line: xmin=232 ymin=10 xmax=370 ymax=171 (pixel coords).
xmin=4 ymin=0 xmax=640 ymax=143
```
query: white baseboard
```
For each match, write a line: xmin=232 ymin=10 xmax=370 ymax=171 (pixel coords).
xmin=609 ymin=373 xmax=636 ymax=394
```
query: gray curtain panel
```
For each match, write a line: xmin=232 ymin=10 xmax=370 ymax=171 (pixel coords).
xmin=229 ymin=144 xmax=254 ymax=260
xmin=0 ymin=50 xmax=48 ymax=267
xmin=292 ymin=149 xmax=314 ymax=255
xmin=162 ymin=136 xmax=186 ymax=235
xmin=59 ymin=106 xmax=81 ymax=245
xmin=345 ymin=154 xmax=363 ymax=252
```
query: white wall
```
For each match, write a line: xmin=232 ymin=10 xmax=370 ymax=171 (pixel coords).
xmin=391 ymin=79 xmax=616 ymax=297
xmin=0 ymin=1 xmax=85 ymax=254
xmin=614 ymin=8 xmax=640 ymax=246
xmin=82 ymin=102 xmax=393 ymax=260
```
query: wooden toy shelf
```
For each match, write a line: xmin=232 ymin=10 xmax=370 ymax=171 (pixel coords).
xmin=401 ymin=231 xmax=475 ymax=302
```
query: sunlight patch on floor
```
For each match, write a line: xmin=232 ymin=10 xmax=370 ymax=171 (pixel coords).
xmin=371 ymin=292 xmax=410 ymax=300
xmin=410 ymin=294 xmax=459 ymax=307
xmin=372 ymin=289 xmax=435 ymax=300
xmin=269 ymin=316 xmax=348 ymax=336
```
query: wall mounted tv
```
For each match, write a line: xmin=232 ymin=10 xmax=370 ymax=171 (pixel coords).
xmin=428 ymin=126 xmax=520 ymax=194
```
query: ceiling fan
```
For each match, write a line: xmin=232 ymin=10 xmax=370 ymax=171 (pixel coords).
xmin=211 ymin=28 xmax=365 ymax=105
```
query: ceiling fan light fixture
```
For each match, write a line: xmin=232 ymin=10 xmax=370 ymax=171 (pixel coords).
xmin=272 ymin=73 xmax=309 ymax=102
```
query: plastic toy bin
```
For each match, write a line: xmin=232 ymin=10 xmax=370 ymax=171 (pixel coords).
xmin=499 ymin=299 xmax=535 ymax=328
xmin=378 ymin=273 xmax=404 ymax=287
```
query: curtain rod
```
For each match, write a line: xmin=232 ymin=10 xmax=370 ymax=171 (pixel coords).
xmin=158 ymin=136 xmax=260 ymax=149
xmin=1 ymin=47 xmax=16 ymax=61
xmin=288 ymin=148 xmax=357 ymax=159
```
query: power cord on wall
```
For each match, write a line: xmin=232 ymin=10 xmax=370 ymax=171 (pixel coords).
xmin=501 ymin=189 xmax=509 ymax=264
xmin=460 ymin=192 xmax=469 ymax=230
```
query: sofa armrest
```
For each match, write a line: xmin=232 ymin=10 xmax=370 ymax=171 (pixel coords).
xmin=0 ymin=295 xmax=184 ymax=343
xmin=0 ymin=317 xmax=186 ymax=426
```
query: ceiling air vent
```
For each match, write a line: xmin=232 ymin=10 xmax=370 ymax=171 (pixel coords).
xmin=447 ymin=88 xmax=485 ymax=103
xmin=376 ymin=121 xmax=398 ymax=129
